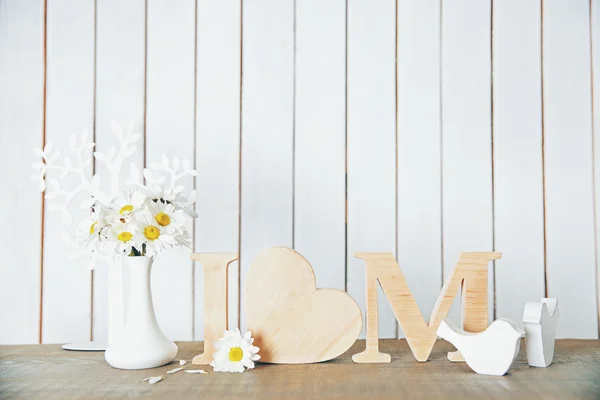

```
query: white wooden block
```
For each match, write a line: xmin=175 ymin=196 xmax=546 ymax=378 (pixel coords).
xmin=523 ymin=298 xmax=559 ymax=368
xmin=437 ymin=318 xmax=525 ymax=376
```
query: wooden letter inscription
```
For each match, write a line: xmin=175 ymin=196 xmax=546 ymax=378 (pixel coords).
xmin=191 ymin=253 xmax=238 ymax=365
xmin=352 ymin=252 xmax=501 ymax=363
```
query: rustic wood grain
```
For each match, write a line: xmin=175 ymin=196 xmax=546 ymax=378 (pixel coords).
xmin=1 ymin=340 xmax=599 ymax=399
xmin=246 ymin=247 xmax=362 ymax=363
xmin=353 ymin=252 xmax=501 ymax=363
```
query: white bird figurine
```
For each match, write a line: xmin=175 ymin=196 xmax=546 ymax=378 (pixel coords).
xmin=522 ymin=298 xmax=559 ymax=367
xmin=437 ymin=318 xmax=525 ymax=376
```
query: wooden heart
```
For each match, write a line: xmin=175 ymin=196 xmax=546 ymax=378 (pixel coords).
xmin=245 ymin=247 xmax=362 ymax=364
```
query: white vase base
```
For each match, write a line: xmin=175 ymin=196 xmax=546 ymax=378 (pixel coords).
xmin=62 ymin=341 xmax=108 ymax=351
xmin=105 ymin=342 xmax=178 ymax=370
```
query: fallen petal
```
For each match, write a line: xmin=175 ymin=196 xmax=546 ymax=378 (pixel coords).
xmin=184 ymin=370 xmax=207 ymax=374
xmin=148 ymin=376 xmax=163 ymax=384
xmin=142 ymin=377 xmax=150 ymax=382
xmin=179 ymin=360 xmax=187 ymax=366
xmin=167 ymin=367 xmax=183 ymax=374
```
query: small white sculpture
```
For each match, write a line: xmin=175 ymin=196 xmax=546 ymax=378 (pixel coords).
xmin=437 ymin=318 xmax=525 ymax=376
xmin=522 ymin=298 xmax=559 ymax=368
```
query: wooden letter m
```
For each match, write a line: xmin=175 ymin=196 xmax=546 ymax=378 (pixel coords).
xmin=352 ymin=252 xmax=501 ymax=363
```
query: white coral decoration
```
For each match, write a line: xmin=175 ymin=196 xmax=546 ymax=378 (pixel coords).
xmin=31 ymin=120 xmax=198 ymax=269
xmin=210 ymin=329 xmax=260 ymax=373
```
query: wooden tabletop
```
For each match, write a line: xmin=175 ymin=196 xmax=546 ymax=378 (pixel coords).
xmin=1 ymin=340 xmax=599 ymax=399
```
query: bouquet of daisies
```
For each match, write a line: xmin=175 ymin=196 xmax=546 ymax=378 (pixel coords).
xmin=80 ymin=187 xmax=194 ymax=258
xmin=32 ymin=122 xmax=198 ymax=268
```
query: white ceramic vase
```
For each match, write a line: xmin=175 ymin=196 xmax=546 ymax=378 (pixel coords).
xmin=104 ymin=256 xmax=177 ymax=369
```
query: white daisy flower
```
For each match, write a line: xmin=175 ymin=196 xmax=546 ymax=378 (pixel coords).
xmin=148 ymin=188 xmax=197 ymax=218
xmin=210 ymin=329 xmax=260 ymax=373
xmin=76 ymin=211 xmax=104 ymax=249
xmin=106 ymin=190 xmax=146 ymax=224
xmin=109 ymin=222 xmax=139 ymax=255
xmin=148 ymin=201 xmax=185 ymax=232
xmin=135 ymin=210 xmax=176 ymax=257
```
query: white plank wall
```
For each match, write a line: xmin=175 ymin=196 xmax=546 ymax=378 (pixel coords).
xmin=396 ymin=0 xmax=442 ymax=336
xmin=294 ymin=0 xmax=346 ymax=291
xmin=239 ymin=0 xmax=295 ymax=331
xmin=0 ymin=0 xmax=44 ymax=344
xmin=146 ymin=0 xmax=196 ymax=341
xmin=347 ymin=0 xmax=398 ymax=338
xmin=543 ymin=0 xmax=598 ymax=338
xmin=194 ymin=0 xmax=241 ymax=339
xmin=493 ymin=0 xmax=545 ymax=323
xmin=4 ymin=0 xmax=600 ymax=343
xmin=441 ymin=0 xmax=494 ymax=325
xmin=42 ymin=0 xmax=95 ymax=343
xmin=593 ymin=0 xmax=600 ymax=334
xmin=93 ymin=0 xmax=146 ymax=344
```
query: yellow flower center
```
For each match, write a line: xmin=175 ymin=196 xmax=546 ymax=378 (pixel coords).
xmin=144 ymin=226 xmax=160 ymax=241
xmin=119 ymin=204 xmax=134 ymax=215
xmin=228 ymin=347 xmax=243 ymax=362
xmin=117 ymin=231 xmax=133 ymax=242
xmin=89 ymin=222 xmax=98 ymax=234
xmin=155 ymin=212 xmax=171 ymax=227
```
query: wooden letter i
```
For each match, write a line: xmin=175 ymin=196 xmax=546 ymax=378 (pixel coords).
xmin=191 ymin=253 xmax=238 ymax=365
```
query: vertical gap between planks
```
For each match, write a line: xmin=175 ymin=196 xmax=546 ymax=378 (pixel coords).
xmin=39 ymin=0 xmax=49 ymax=344
xmin=438 ymin=0 xmax=444 ymax=287
xmin=191 ymin=0 xmax=198 ymax=339
xmin=90 ymin=0 xmax=98 ymax=341
xmin=237 ymin=0 xmax=244 ymax=330
xmin=490 ymin=0 xmax=496 ymax=321
xmin=343 ymin=0 xmax=349 ymax=293
xmin=589 ymin=0 xmax=600 ymax=336
xmin=540 ymin=0 xmax=549 ymax=299
xmin=143 ymin=0 xmax=149 ymax=169
xmin=291 ymin=0 xmax=297 ymax=250
xmin=394 ymin=0 xmax=399 ymax=339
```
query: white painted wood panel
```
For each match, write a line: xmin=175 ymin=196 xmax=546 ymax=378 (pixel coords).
xmin=493 ymin=0 xmax=545 ymax=323
xmin=593 ymin=0 xmax=600 ymax=336
xmin=543 ymin=0 xmax=598 ymax=338
xmin=294 ymin=0 xmax=346 ymax=291
xmin=396 ymin=0 xmax=442 ymax=337
xmin=42 ymin=0 xmax=95 ymax=343
xmin=195 ymin=0 xmax=241 ymax=339
xmin=240 ymin=0 xmax=295 ymax=331
xmin=346 ymin=0 xmax=397 ymax=339
xmin=93 ymin=0 xmax=146 ymax=344
xmin=146 ymin=0 xmax=196 ymax=340
xmin=441 ymin=0 xmax=494 ymax=325
xmin=0 ymin=0 xmax=44 ymax=344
